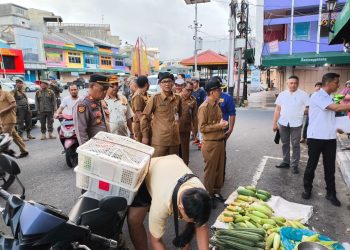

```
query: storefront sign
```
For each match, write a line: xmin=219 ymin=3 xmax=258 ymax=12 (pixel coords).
xmin=269 ymin=40 xmax=279 ymax=53
xmin=300 ymin=57 xmax=327 ymax=63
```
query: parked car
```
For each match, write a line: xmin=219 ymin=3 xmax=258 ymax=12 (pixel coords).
xmin=0 ymin=82 xmax=14 ymax=91
xmin=147 ymin=75 xmax=160 ymax=95
xmin=72 ymin=78 xmax=86 ymax=89
xmin=0 ymin=78 xmax=15 ymax=87
xmin=23 ymin=81 xmax=40 ymax=92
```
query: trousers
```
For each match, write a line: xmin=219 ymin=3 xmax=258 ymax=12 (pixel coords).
xmin=40 ymin=112 xmax=54 ymax=133
xmin=152 ymin=145 xmax=179 ymax=157
xmin=17 ymin=106 xmax=31 ymax=136
xmin=179 ymin=132 xmax=190 ymax=165
xmin=202 ymin=140 xmax=225 ymax=196
xmin=303 ymin=138 xmax=337 ymax=195
xmin=2 ymin=124 xmax=27 ymax=153
xmin=278 ymin=124 xmax=302 ymax=167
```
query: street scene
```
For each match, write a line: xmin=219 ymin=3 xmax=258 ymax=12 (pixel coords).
xmin=0 ymin=0 xmax=349 ymax=250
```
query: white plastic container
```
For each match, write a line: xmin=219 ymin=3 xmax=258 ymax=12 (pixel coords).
xmin=76 ymin=132 xmax=154 ymax=189
xmin=75 ymin=166 xmax=140 ymax=205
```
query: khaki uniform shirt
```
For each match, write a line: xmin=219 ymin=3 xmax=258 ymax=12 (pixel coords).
xmin=73 ymin=95 xmax=108 ymax=145
xmin=11 ymin=88 xmax=28 ymax=108
xmin=179 ymin=95 xmax=198 ymax=134
xmin=35 ymin=89 xmax=57 ymax=113
xmin=104 ymin=94 xmax=133 ymax=136
xmin=141 ymin=91 xmax=182 ymax=146
xmin=198 ymin=98 xmax=225 ymax=141
xmin=0 ymin=91 xmax=16 ymax=125
xmin=145 ymin=155 xmax=205 ymax=238
xmin=131 ymin=89 xmax=149 ymax=136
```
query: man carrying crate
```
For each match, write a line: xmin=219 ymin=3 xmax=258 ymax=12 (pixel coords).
xmin=127 ymin=154 xmax=211 ymax=250
xmin=74 ymin=74 xmax=116 ymax=145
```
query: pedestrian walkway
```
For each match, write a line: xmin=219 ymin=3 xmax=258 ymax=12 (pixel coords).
xmin=247 ymin=90 xmax=278 ymax=110
xmin=336 ymin=134 xmax=350 ymax=190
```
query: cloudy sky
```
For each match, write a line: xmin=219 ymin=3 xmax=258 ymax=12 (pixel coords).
xmin=1 ymin=0 xmax=256 ymax=60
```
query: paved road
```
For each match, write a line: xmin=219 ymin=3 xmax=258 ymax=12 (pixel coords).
xmin=1 ymin=93 xmax=349 ymax=248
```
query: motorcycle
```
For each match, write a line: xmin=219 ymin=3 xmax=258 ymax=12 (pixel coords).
xmin=0 ymin=134 xmax=129 ymax=249
xmin=57 ymin=114 xmax=79 ymax=168
xmin=0 ymin=133 xmax=24 ymax=191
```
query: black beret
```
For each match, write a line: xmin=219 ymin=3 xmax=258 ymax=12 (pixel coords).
xmin=205 ymin=77 xmax=223 ymax=91
xmin=158 ymin=72 xmax=175 ymax=83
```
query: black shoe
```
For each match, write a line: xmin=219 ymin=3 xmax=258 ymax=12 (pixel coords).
xmin=211 ymin=197 xmax=217 ymax=209
xmin=326 ymin=194 xmax=341 ymax=207
xmin=292 ymin=167 xmax=299 ymax=174
xmin=17 ymin=151 xmax=29 ymax=159
xmin=276 ymin=163 xmax=290 ymax=169
xmin=302 ymin=190 xmax=311 ymax=199
xmin=214 ymin=193 xmax=226 ymax=203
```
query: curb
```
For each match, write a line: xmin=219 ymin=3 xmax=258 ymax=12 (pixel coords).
xmin=336 ymin=135 xmax=350 ymax=189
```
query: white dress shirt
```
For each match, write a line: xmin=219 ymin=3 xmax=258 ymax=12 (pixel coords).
xmin=275 ymin=89 xmax=309 ymax=127
xmin=307 ymin=89 xmax=336 ymax=140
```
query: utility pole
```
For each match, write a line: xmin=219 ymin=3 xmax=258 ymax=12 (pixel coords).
xmin=236 ymin=0 xmax=249 ymax=106
xmin=242 ymin=1 xmax=249 ymax=104
xmin=228 ymin=0 xmax=237 ymax=97
xmin=193 ymin=1 xmax=203 ymax=77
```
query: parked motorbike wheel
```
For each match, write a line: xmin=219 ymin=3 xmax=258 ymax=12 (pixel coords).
xmin=0 ymin=172 xmax=15 ymax=190
xmin=66 ymin=144 xmax=78 ymax=168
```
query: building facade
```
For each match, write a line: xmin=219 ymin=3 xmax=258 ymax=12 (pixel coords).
xmin=262 ymin=0 xmax=350 ymax=92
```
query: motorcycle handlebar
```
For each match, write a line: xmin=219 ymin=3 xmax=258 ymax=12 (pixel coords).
xmin=89 ymin=233 xmax=118 ymax=249
xmin=0 ymin=188 xmax=11 ymax=201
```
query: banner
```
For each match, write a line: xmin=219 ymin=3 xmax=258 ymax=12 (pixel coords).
xmin=269 ymin=40 xmax=279 ymax=53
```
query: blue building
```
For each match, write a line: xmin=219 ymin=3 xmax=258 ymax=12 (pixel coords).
xmin=262 ymin=0 xmax=350 ymax=92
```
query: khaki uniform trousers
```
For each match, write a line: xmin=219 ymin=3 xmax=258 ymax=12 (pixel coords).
xmin=3 ymin=124 xmax=27 ymax=153
xmin=152 ymin=145 xmax=179 ymax=157
xmin=179 ymin=132 xmax=190 ymax=165
xmin=202 ymin=140 xmax=225 ymax=196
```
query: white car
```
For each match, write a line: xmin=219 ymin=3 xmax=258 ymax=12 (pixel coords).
xmin=147 ymin=75 xmax=160 ymax=95
xmin=0 ymin=78 xmax=15 ymax=87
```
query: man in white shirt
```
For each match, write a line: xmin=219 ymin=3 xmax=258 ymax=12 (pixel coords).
xmin=302 ymin=73 xmax=350 ymax=207
xmin=55 ymin=84 xmax=80 ymax=116
xmin=273 ymin=75 xmax=309 ymax=174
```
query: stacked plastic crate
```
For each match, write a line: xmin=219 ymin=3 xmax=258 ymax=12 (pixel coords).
xmin=74 ymin=132 xmax=155 ymax=205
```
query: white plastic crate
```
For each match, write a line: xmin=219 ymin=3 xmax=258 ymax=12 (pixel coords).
xmin=75 ymin=167 xmax=139 ymax=205
xmin=77 ymin=132 xmax=154 ymax=189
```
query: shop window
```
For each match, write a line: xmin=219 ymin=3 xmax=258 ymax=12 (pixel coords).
xmin=115 ymin=59 xmax=124 ymax=66
xmin=264 ymin=24 xmax=287 ymax=43
xmin=68 ymin=52 xmax=81 ymax=64
xmin=1 ymin=56 xmax=15 ymax=69
xmin=293 ymin=22 xmax=310 ymax=40
xmin=101 ymin=56 xmax=112 ymax=66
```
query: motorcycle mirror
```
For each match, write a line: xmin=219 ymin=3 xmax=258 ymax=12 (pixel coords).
xmin=99 ymin=196 xmax=127 ymax=212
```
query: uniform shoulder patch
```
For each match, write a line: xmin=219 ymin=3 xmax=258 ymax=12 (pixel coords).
xmin=78 ymin=104 xmax=86 ymax=113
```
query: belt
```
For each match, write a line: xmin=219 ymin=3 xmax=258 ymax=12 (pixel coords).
xmin=204 ymin=138 xmax=225 ymax=142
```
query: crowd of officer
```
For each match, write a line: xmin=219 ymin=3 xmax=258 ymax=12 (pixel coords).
xmin=73 ymin=73 xmax=236 ymax=208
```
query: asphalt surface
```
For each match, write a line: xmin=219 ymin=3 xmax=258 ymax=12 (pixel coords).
xmin=0 ymin=89 xmax=349 ymax=249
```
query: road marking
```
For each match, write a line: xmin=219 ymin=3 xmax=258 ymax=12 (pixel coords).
xmin=251 ymin=156 xmax=282 ymax=186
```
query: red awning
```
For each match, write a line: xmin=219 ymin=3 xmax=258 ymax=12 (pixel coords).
xmin=180 ymin=50 xmax=228 ymax=66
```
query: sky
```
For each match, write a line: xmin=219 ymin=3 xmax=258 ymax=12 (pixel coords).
xmin=0 ymin=0 xmax=256 ymax=60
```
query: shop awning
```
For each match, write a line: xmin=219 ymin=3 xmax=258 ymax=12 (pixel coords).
xmin=262 ymin=51 xmax=350 ymax=67
xmin=47 ymin=67 xmax=124 ymax=74
xmin=329 ymin=0 xmax=350 ymax=45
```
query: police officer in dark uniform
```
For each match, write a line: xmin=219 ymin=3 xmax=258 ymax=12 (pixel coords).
xmin=73 ymin=74 xmax=115 ymax=145
xmin=11 ymin=79 xmax=35 ymax=141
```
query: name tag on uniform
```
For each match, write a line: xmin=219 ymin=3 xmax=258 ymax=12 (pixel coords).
xmin=219 ymin=98 xmax=224 ymax=103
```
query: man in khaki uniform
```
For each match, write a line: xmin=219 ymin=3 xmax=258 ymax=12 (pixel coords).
xmin=179 ymin=81 xmax=198 ymax=165
xmin=140 ymin=72 xmax=182 ymax=157
xmin=131 ymin=75 xmax=150 ymax=142
xmin=35 ymin=81 xmax=57 ymax=140
xmin=0 ymin=85 xmax=28 ymax=158
xmin=104 ymin=77 xmax=134 ymax=137
xmin=73 ymin=74 xmax=113 ymax=145
xmin=198 ymin=77 xmax=228 ymax=208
